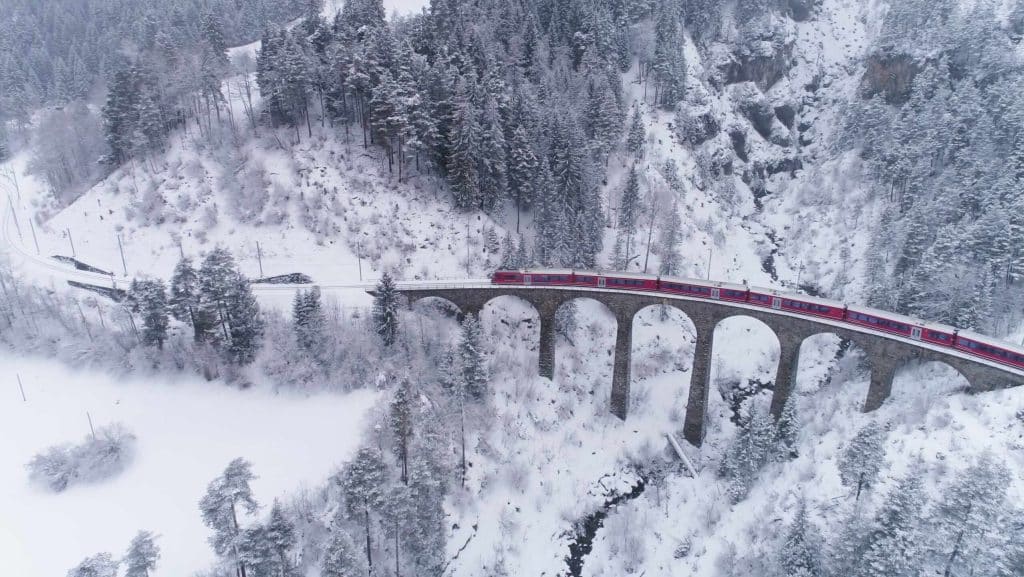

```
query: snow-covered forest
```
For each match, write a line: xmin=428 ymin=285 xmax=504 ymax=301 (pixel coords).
xmin=2 ymin=0 xmax=1024 ymax=575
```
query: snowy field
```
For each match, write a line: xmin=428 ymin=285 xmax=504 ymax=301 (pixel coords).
xmin=0 ymin=354 xmax=379 ymax=577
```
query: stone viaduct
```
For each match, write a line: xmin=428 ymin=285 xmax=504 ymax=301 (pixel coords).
xmin=388 ymin=284 xmax=1024 ymax=447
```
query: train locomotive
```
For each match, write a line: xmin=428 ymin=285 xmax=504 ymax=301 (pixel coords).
xmin=490 ymin=269 xmax=1024 ymax=371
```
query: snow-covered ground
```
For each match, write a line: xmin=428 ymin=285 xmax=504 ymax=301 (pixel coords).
xmin=0 ymin=354 xmax=379 ymax=577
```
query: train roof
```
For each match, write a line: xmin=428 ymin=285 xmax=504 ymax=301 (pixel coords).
xmin=957 ymin=328 xmax=1024 ymax=352
xmin=747 ymin=285 xmax=844 ymax=308
xmin=846 ymin=303 xmax=959 ymax=333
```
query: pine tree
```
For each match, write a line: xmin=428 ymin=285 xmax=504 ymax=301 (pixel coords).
xmin=225 ymin=272 xmax=264 ymax=365
xmin=775 ymin=394 xmax=800 ymax=459
xmin=321 ymin=530 xmax=365 ymax=577
xmin=720 ymin=405 xmax=777 ymax=503
xmin=627 ymin=106 xmax=645 ymax=158
xmin=237 ymin=524 xmax=278 ymax=577
xmin=128 ymin=278 xmax=169 ymax=349
xmin=779 ymin=499 xmax=823 ymax=577
xmin=856 ymin=469 xmax=927 ymax=577
xmin=507 ymin=125 xmax=537 ymax=231
xmin=459 ymin=313 xmax=488 ymax=400
xmin=199 ymin=458 xmax=259 ymax=577
xmin=658 ymin=201 xmax=682 ymax=276
xmin=170 ymin=257 xmax=206 ymax=342
xmin=447 ymin=79 xmax=481 ymax=210
xmin=292 ymin=287 xmax=326 ymax=355
xmin=390 ymin=378 xmax=414 ymax=484
xmin=373 ymin=273 xmax=401 ymax=347
xmin=198 ymin=248 xmax=263 ymax=363
xmin=838 ymin=422 xmax=887 ymax=501
xmin=123 ymin=531 xmax=160 ymax=577
xmin=66 ymin=553 xmax=118 ymax=577
xmin=615 ymin=167 xmax=641 ymax=270
xmin=928 ymin=454 xmax=1013 ymax=577
xmin=341 ymin=446 xmax=387 ymax=574
xmin=264 ymin=500 xmax=297 ymax=577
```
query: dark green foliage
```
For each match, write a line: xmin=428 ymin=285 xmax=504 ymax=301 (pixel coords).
xmin=838 ymin=422 xmax=887 ymax=501
xmin=128 ymin=278 xmax=170 ymax=349
xmin=292 ymin=287 xmax=326 ymax=355
xmin=458 ymin=313 xmax=488 ymax=400
xmin=373 ymin=273 xmax=401 ymax=348
xmin=123 ymin=531 xmax=160 ymax=577
xmin=199 ymin=458 xmax=260 ymax=577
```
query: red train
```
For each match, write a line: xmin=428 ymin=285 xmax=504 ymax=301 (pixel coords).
xmin=491 ymin=269 xmax=1024 ymax=371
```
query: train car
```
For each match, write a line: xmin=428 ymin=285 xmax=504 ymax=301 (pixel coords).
xmin=492 ymin=270 xmax=526 ymax=284
xmin=955 ymin=330 xmax=1024 ymax=370
xmin=602 ymin=271 xmax=660 ymax=291
xmin=748 ymin=286 xmax=846 ymax=320
xmin=845 ymin=305 xmax=958 ymax=345
xmin=657 ymin=277 xmax=747 ymax=301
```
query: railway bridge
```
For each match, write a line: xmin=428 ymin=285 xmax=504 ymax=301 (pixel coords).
xmin=389 ymin=283 xmax=1024 ymax=447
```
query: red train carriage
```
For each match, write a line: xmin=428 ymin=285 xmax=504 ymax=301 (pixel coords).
xmin=845 ymin=305 xmax=958 ymax=346
xmin=955 ymin=331 xmax=1024 ymax=370
xmin=602 ymin=272 xmax=660 ymax=291
xmin=748 ymin=287 xmax=845 ymax=320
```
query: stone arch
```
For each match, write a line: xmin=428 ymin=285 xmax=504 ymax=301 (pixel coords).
xmin=407 ymin=295 xmax=465 ymax=318
xmin=552 ymin=296 xmax=620 ymax=408
xmin=889 ymin=358 xmax=972 ymax=406
xmin=477 ymin=295 xmax=542 ymax=378
xmin=628 ymin=303 xmax=698 ymax=419
xmin=709 ymin=314 xmax=784 ymax=424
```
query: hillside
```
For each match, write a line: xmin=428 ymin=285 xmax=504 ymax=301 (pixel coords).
xmin=1 ymin=0 xmax=1024 ymax=576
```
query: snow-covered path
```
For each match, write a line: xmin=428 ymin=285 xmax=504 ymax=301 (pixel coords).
xmin=0 ymin=354 xmax=379 ymax=577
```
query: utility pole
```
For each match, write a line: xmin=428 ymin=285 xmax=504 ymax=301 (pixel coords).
xmin=6 ymin=195 xmax=22 ymax=240
xmin=255 ymin=241 xmax=264 ymax=278
xmin=356 ymin=240 xmax=363 ymax=282
xmin=86 ymin=412 xmax=96 ymax=440
xmin=66 ymin=228 xmax=76 ymax=258
xmin=706 ymin=247 xmax=713 ymax=280
xmin=28 ymin=219 xmax=39 ymax=253
xmin=17 ymin=374 xmax=25 ymax=402
xmin=117 ymin=234 xmax=128 ymax=276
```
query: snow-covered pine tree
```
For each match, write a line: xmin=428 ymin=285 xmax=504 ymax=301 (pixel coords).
xmin=170 ymin=256 xmax=206 ymax=342
xmin=838 ymin=422 xmax=887 ymax=501
xmin=123 ymin=531 xmax=160 ymax=577
xmin=658 ymin=201 xmax=682 ymax=276
xmin=855 ymin=469 xmax=927 ymax=577
xmin=341 ymin=446 xmax=387 ymax=574
xmin=264 ymin=500 xmax=297 ymax=577
xmin=447 ymin=77 xmax=481 ymax=210
xmin=626 ymin=106 xmax=645 ymax=158
xmin=127 ymin=278 xmax=169 ymax=349
xmin=66 ymin=553 xmax=119 ymax=577
xmin=390 ymin=378 xmax=414 ymax=484
xmin=662 ymin=158 xmax=683 ymax=193
xmin=927 ymin=454 xmax=1014 ymax=577
xmin=372 ymin=273 xmax=400 ymax=347
xmin=476 ymin=97 xmax=508 ymax=213
xmin=237 ymin=524 xmax=278 ymax=577
xmin=775 ymin=393 xmax=800 ymax=459
xmin=292 ymin=287 xmax=326 ymax=355
xmin=778 ymin=499 xmax=823 ymax=577
xmin=616 ymin=167 xmax=641 ymax=270
xmin=459 ymin=313 xmax=488 ymax=400
xmin=507 ymin=124 xmax=537 ymax=231
xmin=199 ymin=458 xmax=259 ymax=577
xmin=720 ymin=405 xmax=777 ymax=503
xmin=499 ymin=232 xmax=518 ymax=269
xmin=321 ymin=530 xmax=366 ymax=577
xmin=225 ymin=271 xmax=264 ymax=365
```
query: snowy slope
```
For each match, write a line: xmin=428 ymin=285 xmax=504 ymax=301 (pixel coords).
xmin=0 ymin=354 xmax=379 ymax=577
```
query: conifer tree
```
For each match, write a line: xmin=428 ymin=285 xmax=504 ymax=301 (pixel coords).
xmin=775 ymin=394 xmax=800 ymax=459
xmin=322 ymin=530 xmax=365 ymax=577
xmin=128 ymin=278 xmax=169 ymax=349
xmin=447 ymin=79 xmax=481 ymax=210
xmin=720 ymin=405 xmax=777 ymax=503
xmin=459 ymin=313 xmax=488 ymax=400
xmin=626 ymin=106 xmax=645 ymax=158
xmin=615 ymin=167 xmax=641 ymax=269
xmin=292 ymin=287 xmax=326 ymax=355
xmin=66 ymin=553 xmax=118 ymax=577
xmin=856 ymin=469 xmax=927 ymax=577
xmin=373 ymin=273 xmax=400 ymax=347
xmin=170 ymin=257 xmax=206 ymax=342
xmin=658 ymin=202 xmax=682 ymax=276
xmin=390 ymin=378 xmax=414 ymax=484
xmin=507 ymin=125 xmax=537 ymax=232
xmin=199 ymin=458 xmax=259 ymax=577
xmin=838 ymin=422 xmax=887 ymax=501
xmin=779 ymin=499 xmax=823 ymax=577
xmin=123 ymin=531 xmax=160 ymax=577
xmin=264 ymin=500 xmax=297 ymax=576
xmin=341 ymin=446 xmax=387 ymax=574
